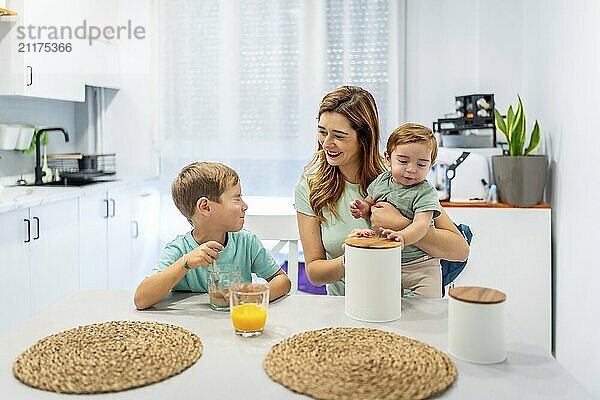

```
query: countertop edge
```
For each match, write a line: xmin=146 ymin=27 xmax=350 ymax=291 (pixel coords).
xmin=0 ymin=177 xmax=158 ymax=214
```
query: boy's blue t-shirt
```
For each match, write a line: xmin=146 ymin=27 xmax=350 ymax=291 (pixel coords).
xmin=152 ymin=229 xmax=281 ymax=292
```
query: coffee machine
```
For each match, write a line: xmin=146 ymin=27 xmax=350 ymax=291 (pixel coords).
xmin=433 ymin=94 xmax=497 ymax=148
xmin=430 ymin=94 xmax=502 ymax=202
xmin=429 ymin=148 xmax=491 ymax=202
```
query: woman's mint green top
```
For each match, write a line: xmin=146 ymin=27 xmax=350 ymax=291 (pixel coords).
xmin=294 ymin=174 xmax=369 ymax=296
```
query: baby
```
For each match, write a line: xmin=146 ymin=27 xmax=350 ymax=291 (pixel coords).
xmin=349 ymin=123 xmax=443 ymax=297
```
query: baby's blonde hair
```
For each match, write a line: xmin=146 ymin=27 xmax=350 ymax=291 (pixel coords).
xmin=386 ymin=123 xmax=438 ymax=164
xmin=171 ymin=162 xmax=239 ymax=225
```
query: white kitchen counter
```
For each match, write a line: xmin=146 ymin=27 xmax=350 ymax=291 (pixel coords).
xmin=0 ymin=291 xmax=589 ymax=399
xmin=0 ymin=179 xmax=154 ymax=214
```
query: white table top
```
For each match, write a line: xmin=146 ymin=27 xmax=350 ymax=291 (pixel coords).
xmin=0 ymin=291 xmax=590 ymax=399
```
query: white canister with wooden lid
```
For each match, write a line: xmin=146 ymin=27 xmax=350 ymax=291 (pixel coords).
xmin=344 ymin=236 xmax=402 ymax=322
xmin=448 ymin=286 xmax=507 ymax=364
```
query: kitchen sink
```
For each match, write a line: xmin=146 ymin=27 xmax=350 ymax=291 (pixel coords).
xmin=25 ymin=179 xmax=115 ymax=187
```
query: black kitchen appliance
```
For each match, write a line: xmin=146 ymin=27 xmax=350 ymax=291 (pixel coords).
xmin=433 ymin=94 xmax=497 ymax=148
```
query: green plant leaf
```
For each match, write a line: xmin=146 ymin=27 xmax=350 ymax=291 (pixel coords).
xmin=506 ymin=105 xmax=515 ymax=144
xmin=494 ymin=109 xmax=509 ymax=143
xmin=510 ymin=96 xmax=526 ymax=156
xmin=524 ymin=120 xmax=541 ymax=155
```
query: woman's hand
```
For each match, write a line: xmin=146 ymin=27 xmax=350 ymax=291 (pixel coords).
xmin=369 ymin=202 xmax=411 ymax=232
xmin=347 ymin=228 xmax=376 ymax=238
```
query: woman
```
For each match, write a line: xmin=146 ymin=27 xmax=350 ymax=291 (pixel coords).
xmin=294 ymin=85 xmax=469 ymax=296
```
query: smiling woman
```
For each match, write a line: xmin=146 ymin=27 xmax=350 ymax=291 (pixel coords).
xmin=295 ymin=85 xmax=386 ymax=296
xmin=295 ymin=86 xmax=470 ymax=297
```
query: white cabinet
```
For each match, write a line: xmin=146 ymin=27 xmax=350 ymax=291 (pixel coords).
xmin=445 ymin=206 xmax=552 ymax=353
xmin=0 ymin=198 xmax=78 ymax=334
xmin=0 ymin=208 xmax=31 ymax=334
xmin=0 ymin=0 xmax=86 ymax=101
xmin=0 ymin=0 xmax=120 ymax=101
xmin=1 ymin=182 xmax=159 ymax=333
xmin=107 ymin=186 xmax=132 ymax=289
xmin=130 ymin=183 xmax=160 ymax=287
xmin=79 ymin=0 xmax=120 ymax=89
xmin=79 ymin=187 xmax=132 ymax=290
xmin=83 ymin=40 xmax=121 ymax=89
xmin=79 ymin=182 xmax=159 ymax=291
xmin=28 ymin=199 xmax=79 ymax=314
xmin=78 ymin=191 xmax=109 ymax=289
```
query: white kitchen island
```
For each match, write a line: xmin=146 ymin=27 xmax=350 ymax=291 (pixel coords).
xmin=0 ymin=291 xmax=589 ymax=399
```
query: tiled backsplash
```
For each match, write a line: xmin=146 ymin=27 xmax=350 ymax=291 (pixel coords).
xmin=0 ymin=96 xmax=79 ymax=180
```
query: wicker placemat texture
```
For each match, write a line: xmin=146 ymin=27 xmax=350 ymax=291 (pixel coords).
xmin=263 ymin=327 xmax=456 ymax=400
xmin=13 ymin=321 xmax=202 ymax=394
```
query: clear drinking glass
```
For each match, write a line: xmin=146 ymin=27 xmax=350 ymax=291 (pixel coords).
xmin=207 ymin=265 xmax=243 ymax=311
xmin=229 ymin=283 xmax=270 ymax=337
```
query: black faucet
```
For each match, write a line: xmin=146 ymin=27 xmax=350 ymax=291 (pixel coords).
xmin=34 ymin=127 xmax=70 ymax=185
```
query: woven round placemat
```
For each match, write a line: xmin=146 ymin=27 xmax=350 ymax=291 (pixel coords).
xmin=13 ymin=321 xmax=202 ymax=394
xmin=264 ymin=327 xmax=456 ymax=400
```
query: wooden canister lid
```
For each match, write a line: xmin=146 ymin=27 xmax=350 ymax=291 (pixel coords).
xmin=449 ymin=286 xmax=506 ymax=304
xmin=345 ymin=236 xmax=403 ymax=249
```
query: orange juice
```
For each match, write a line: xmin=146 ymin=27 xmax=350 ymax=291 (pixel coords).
xmin=231 ymin=303 xmax=267 ymax=332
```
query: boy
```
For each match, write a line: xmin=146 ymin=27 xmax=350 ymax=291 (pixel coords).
xmin=134 ymin=162 xmax=291 ymax=310
xmin=349 ymin=123 xmax=442 ymax=297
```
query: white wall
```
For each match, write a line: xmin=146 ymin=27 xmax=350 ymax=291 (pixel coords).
xmin=406 ymin=1 xmax=600 ymax=396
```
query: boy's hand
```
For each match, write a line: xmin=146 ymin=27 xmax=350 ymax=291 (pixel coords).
xmin=379 ymin=227 xmax=405 ymax=249
xmin=350 ymin=199 xmax=371 ymax=219
xmin=185 ymin=241 xmax=224 ymax=269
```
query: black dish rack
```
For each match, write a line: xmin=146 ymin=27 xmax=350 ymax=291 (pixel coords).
xmin=47 ymin=153 xmax=116 ymax=182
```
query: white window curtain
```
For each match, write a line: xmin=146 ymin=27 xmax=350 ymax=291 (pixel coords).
xmin=158 ymin=0 xmax=404 ymax=238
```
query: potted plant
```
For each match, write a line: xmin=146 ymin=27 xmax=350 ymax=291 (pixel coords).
xmin=492 ymin=95 xmax=548 ymax=206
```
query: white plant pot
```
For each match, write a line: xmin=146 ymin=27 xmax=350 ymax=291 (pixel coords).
xmin=0 ymin=124 xmax=21 ymax=150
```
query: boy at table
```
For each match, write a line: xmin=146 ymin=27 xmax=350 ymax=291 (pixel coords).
xmin=134 ymin=162 xmax=291 ymax=310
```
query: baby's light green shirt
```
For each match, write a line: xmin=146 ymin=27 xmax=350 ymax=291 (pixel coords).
xmin=367 ymin=170 xmax=441 ymax=262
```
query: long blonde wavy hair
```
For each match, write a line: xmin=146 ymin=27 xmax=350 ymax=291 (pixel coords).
xmin=304 ymin=85 xmax=386 ymax=222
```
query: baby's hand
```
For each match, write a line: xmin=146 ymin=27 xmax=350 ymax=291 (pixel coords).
xmin=348 ymin=228 xmax=377 ymax=238
xmin=349 ymin=199 xmax=371 ymax=219
xmin=379 ymin=227 xmax=405 ymax=248
xmin=186 ymin=240 xmax=224 ymax=269
xmin=349 ymin=199 xmax=363 ymax=219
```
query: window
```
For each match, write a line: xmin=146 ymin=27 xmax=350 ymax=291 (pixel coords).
xmin=158 ymin=0 xmax=403 ymax=200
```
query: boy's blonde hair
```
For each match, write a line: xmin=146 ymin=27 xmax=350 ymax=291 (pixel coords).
xmin=171 ymin=162 xmax=239 ymax=225
xmin=386 ymin=123 xmax=438 ymax=164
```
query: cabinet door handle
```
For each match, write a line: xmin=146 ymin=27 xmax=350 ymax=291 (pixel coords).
xmin=26 ymin=66 xmax=33 ymax=86
xmin=104 ymin=199 xmax=110 ymax=218
xmin=33 ymin=216 xmax=40 ymax=240
xmin=132 ymin=220 xmax=139 ymax=238
xmin=109 ymin=198 xmax=116 ymax=218
xmin=24 ymin=218 xmax=31 ymax=243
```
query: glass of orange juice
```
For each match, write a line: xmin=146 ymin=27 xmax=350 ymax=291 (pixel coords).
xmin=229 ymin=283 xmax=269 ymax=337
